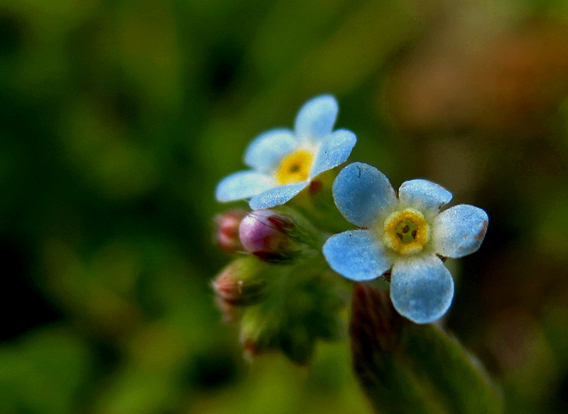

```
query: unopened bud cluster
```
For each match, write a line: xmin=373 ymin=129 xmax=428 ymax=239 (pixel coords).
xmin=211 ymin=204 xmax=345 ymax=364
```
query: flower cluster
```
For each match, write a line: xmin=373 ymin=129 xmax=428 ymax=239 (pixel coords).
xmin=212 ymin=95 xmax=488 ymax=362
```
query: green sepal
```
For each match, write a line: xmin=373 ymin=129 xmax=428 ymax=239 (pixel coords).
xmin=238 ymin=255 xmax=345 ymax=365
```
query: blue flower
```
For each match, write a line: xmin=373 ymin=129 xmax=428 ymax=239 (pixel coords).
xmin=323 ymin=162 xmax=488 ymax=324
xmin=215 ymin=95 xmax=357 ymax=210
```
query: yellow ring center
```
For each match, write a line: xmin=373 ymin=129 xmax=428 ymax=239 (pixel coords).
xmin=383 ymin=208 xmax=430 ymax=255
xmin=276 ymin=150 xmax=314 ymax=185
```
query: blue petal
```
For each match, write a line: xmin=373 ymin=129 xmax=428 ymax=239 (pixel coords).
xmin=399 ymin=179 xmax=452 ymax=216
xmin=323 ymin=230 xmax=392 ymax=281
xmin=249 ymin=182 xmax=307 ymax=209
xmin=215 ymin=171 xmax=274 ymax=202
xmin=390 ymin=255 xmax=454 ymax=324
xmin=294 ymin=95 xmax=338 ymax=142
xmin=432 ymin=204 xmax=489 ymax=258
xmin=332 ymin=162 xmax=397 ymax=228
xmin=244 ymin=129 xmax=297 ymax=173
xmin=310 ymin=129 xmax=357 ymax=178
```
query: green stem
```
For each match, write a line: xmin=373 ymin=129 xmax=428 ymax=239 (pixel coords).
xmin=350 ymin=284 xmax=503 ymax=414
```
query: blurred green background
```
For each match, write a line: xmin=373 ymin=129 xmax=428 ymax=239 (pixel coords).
xmin=1 ymin=0 xmax=568 ymax=412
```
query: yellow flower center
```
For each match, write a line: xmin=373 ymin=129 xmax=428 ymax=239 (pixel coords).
xmin=383 ymin=208 xmax=430 ymax=255
xmin=276 ymin=150 xmax=313 ymax=185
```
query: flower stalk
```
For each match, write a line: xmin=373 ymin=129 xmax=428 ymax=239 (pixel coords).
xmin=350 ymin=283 xmax=502 ymax=414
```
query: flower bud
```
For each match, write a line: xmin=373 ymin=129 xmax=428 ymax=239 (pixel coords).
xmin=238 ymin=209 xmax=318 ymax=263
xmin=211 ymin=257 xmax=266 ymax=306
xmin=238 ymin=209 xmax=294 ymax=262
xmin=214 ymin=210 xmax=247 ymax=254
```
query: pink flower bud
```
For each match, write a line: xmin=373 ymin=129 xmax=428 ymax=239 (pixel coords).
xmin=238 ymin=209 xmax=296 ymax=262
xmin=214 ymin=210 xmax=247 ymax=253
xmin=211 ymin=257 xmax=266 ymax=305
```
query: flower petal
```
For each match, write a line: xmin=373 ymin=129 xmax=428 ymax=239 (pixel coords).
xmin=332 ymin=162 xmax=397 ymax=227
xmin=399 ymin=179 xmax=452 ymax=216
xmin=310 ymin=129 xmax=357 ymax=178
xmin=432 ymin=204 xmax=489 ymax=258
xmin=244 ymin=129 xmax=297 ymax=173
xmin=249 ymin=182 xmax=307 ymax=209
xmin=323 ymin=230 xmax=392 ymax=281
xmin=390 ymin=255 xmax=454 ymax=324
xmin=216 ymin=171 xmax=274 ymax=202
xmin=294 ymin=95 xmax=338 ymax=142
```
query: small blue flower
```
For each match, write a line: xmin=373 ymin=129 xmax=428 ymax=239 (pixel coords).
xmin=323 ymin=162 xmax=489 ymax=324
xmin=215 ymin=95 xmax=357 ymax=209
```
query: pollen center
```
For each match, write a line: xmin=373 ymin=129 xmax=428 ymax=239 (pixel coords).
xmin=276 ymin=150 xmax=313 ymax=185
xmin=383 ymin=208 xmax=430 ymax=255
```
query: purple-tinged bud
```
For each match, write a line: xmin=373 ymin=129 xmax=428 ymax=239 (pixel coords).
xmin=239 ymin=209 xmax=296 ymax=262
xmin=239 ymin=209 xmax=319 ymax=263
xmin=211 ymin=257 xmax=266 ymax=306
xmin=214 ymin=210 xmax=247 ymax=254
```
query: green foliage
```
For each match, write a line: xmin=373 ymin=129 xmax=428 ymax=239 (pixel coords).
xmin=0 ymin=327 xmax=90 ymax=414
